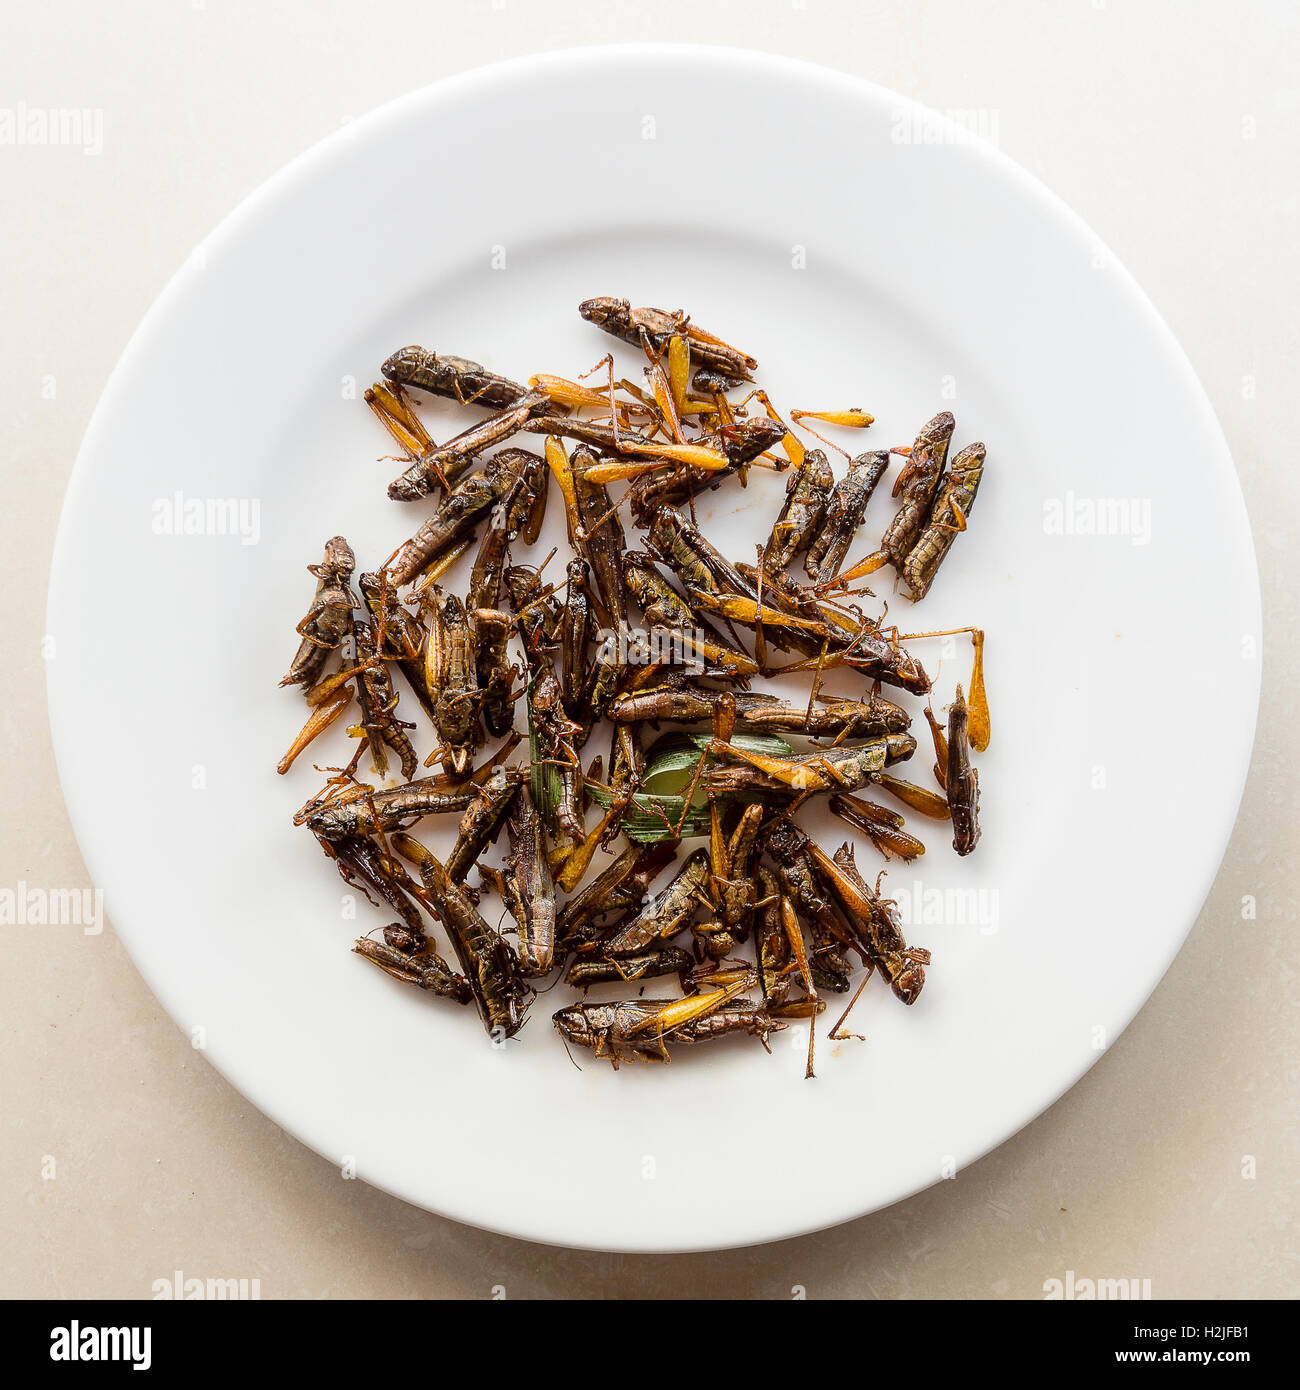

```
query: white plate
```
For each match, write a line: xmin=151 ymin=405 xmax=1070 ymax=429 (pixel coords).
xmin=46 ymin=47 xmax=1260 ymax=1252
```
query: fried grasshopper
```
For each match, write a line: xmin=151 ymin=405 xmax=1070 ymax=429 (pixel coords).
xmin=569 ymin=445 xmax=630 ymax=627
xmin=829 ymin=792 xmax=926 ymax=861
xmin=501 ymin=786 xmax=557 ymax=977
xmin=610 ymin=681 xmax=910 ymax=739
xmin=445 ymin=766 xmax=524 ymax=883
xmin=351 ymin=619 xmax=418 ymax=779
xmin=322 ymin=833 xmax=426 ymax=937
xmin=354 ymin=932 xmax=471 ymax=1003
xmin=505 ymin=563 xmax=562 ymax=666
xmin=394 ymin=834 xmax=528 ymax=1038
xmin=559 ymin=558 xmax=593 ymax=718
xmin=554 ymin=996 xmax=781 ymax=1067
xmin=422 ymin=591 xmax=481 ymax=775
xmin=695 ymin=798 xmax=764 ymax=960
xmin=382 ymin=345 xmax=531 ymax=411
xmin=527 ymin=665 xmax=585 ymax=849
xmin=598 ymin=848 xmax=711 ymax=957
xmin=357 ymin=570 xmax=436 ymax=721
xmin=762 ymin=448 xmax=834 ymax=572
xmin=809 ymin=844 xmax=930 ymax=1005
xmin=306 ymin=777 xmax=478 ymax=840
xmin=648 ymin=506 xmax=759 ymax=605
xmin=565 ymin=946 xmax=693 ymax=990
xmin=281 ymin=536 xmax=356 ymax=689
xmin=622 ymin=552 xmax=758 ymax=678
xmin=804 ymin=449 xmax=891 ymax=582
xmin=578 ymin=296 xmax=757 ymax=380
xmin=827 ymin=410 xmax=954 ymax=585
xmin=759 ymin=818 xmax=859 ymax=992
xmin=704 ymin=732 xmax=917 ymax=799
xmin=385 ymin=448 xmax=542 ymax=587
xmin=902 ymin=442 xmax=986 ymax=600
xmin=557 ymin=843 xmax=677 ymax=950
xmin=472 ymin=607 xmax=517 ymax=739
xmin=947 ymin=684 xmax=981 ymax=855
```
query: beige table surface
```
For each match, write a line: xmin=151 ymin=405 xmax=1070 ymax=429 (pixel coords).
xmin=2 ymin=0 xmax=1295 ymax=1300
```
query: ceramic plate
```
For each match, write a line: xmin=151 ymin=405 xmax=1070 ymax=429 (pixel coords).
xmin=46 ymin=46 xmax=1260 ymax=1251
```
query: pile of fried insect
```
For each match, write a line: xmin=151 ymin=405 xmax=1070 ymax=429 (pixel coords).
xmin=278 ymin=297 xmax=989 ymax=1072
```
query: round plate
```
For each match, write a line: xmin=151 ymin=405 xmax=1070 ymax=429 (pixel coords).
xmin=47 ymin=47 xmax=1260 ymax=1251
